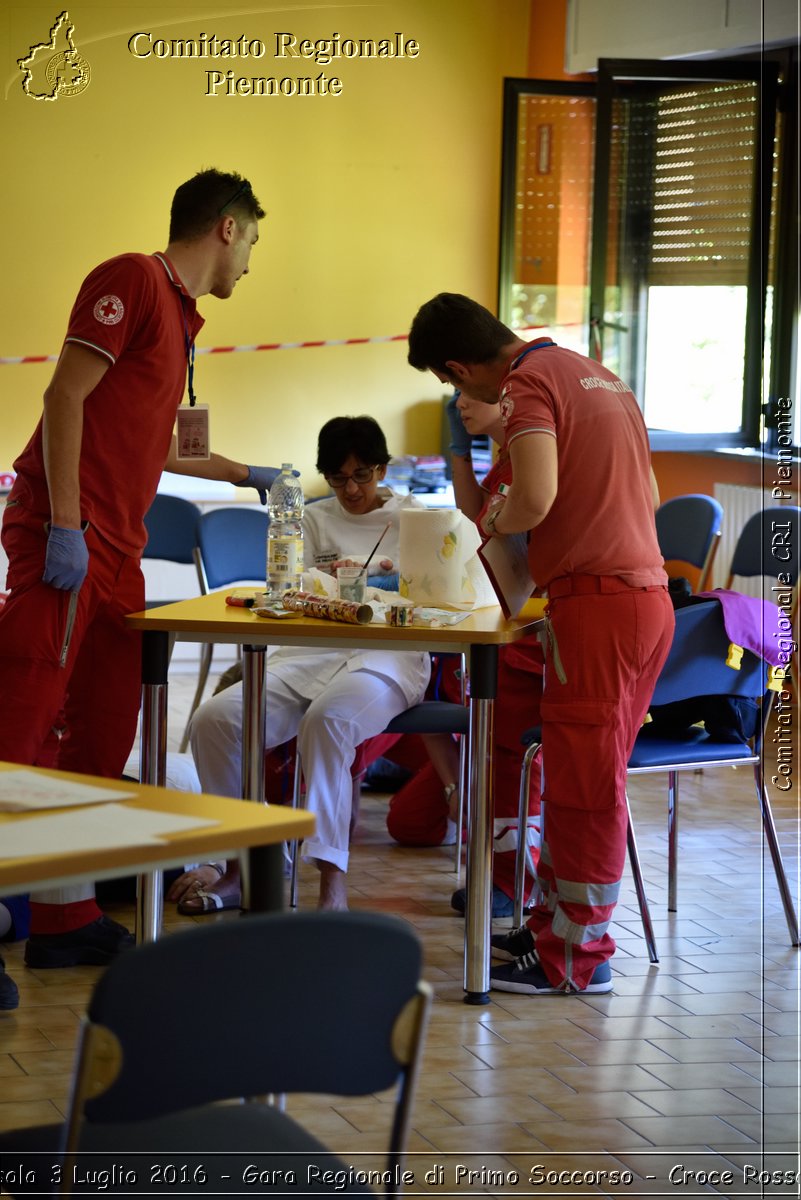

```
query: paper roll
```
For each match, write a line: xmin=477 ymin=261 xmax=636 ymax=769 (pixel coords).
xmin=398 ymin=509 xmax=497 ymax=609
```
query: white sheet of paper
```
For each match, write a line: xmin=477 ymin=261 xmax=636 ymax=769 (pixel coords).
xmin=1 ymin=803 xmax=219 ymax=859
xmin=0 ymin=769 xmax=136 ymax=812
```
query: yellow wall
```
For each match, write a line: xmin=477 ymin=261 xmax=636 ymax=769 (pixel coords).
xmin=0 ymin=0 xmax=530 ymax=494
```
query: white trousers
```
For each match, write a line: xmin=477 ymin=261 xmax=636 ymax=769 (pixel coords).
xmin=190 ymin=668 xmax=410 ymax=871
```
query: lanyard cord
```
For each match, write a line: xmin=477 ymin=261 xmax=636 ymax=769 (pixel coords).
xmin=510 ymin=338 xmax=556 ymax=371
xmin=180 ymin=295 xmax=197 ymax=407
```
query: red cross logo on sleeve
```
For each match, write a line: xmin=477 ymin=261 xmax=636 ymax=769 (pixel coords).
xmin=93 ymin=294 xmax=125 ymax=325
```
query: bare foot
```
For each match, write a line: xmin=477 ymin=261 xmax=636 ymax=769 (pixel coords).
xmin=444 ymin=782 xmax=460 ymax=823
xmin=316 ymin=860 xmax=348 ymax=910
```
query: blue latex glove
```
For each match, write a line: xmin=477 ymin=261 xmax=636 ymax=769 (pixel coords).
xmin=446 ymin=391 xmax=473 ymax=457
xmin=367 ymin=573 xmax=400 ymax=591
xmin=43 ymin=526 xmax=88 ymax=591
xmin=235 ymin=465 xmax=295 ymax=506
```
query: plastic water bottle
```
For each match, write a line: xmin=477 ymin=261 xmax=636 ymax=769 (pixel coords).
xmin=266 ymin=464 xmax=304 ymax=598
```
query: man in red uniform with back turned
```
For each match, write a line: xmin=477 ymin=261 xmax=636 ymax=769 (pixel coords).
xmin=408 ymin=293 xmax=674 ymax=996
xmin=0 ymin=170 xmax=284 ymax=1010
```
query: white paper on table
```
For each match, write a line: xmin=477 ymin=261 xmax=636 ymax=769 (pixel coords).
xmin=1 ymin=803 xmax=220 ymax=860
xmin=0 ymin=769 xmax=136 ymax=812
xmin=416 ymin=608 xmax=475 ymax=626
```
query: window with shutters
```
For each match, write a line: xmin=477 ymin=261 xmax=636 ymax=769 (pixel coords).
xmin=499 ymin=80 xmax=596 ymax=353
xmin=499 ymin=50 xmax=797 ymax=452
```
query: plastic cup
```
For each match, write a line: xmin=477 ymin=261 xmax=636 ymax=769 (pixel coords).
xmin=336 ymin=567 xmax=366 ymax=604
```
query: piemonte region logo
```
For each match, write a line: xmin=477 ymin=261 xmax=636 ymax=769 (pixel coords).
xmin=18 ymin=11 xmax=90 ymax=101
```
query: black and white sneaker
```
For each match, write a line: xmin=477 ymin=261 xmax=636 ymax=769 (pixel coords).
xmin=491 ymin=950 xmax=613 ymax=995
xmin=490 ymin=924 xmax=536 ymax=962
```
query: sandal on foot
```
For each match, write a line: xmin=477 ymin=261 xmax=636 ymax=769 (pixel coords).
xmin=177 ymin=888 xmax=241 ymax=916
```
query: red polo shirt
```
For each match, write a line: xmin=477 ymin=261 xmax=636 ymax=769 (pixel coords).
xmin=499 ymin=342 xmax=666 ymax=590
xmin=11 ymin=253 xmax=204 ymax=555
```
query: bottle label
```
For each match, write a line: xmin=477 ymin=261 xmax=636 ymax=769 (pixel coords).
xmin=268 ymin=535 xmax=304 ymax=581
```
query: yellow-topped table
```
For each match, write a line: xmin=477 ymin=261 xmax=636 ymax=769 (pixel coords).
xmin=127 ymin=592 xmax=545 ymax=1001
xmin=0 ymin=762 xmax=314 ymax=926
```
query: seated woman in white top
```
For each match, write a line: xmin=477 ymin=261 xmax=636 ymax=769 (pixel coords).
xmin=180 ymin=416 xmax=430 ymax=911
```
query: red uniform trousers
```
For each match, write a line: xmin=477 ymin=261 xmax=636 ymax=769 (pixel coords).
xmin=0 ymin=506 xmax=144 ymax=932
xmin=387 ymin=640 xmax=543 ymax=899
xmin=528 ymin=577 xmax=674 ymax=990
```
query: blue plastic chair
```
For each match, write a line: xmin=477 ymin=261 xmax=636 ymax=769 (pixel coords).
xmin=627 ymin=599 xmax=799 ymax=946
xmin=513 ymin=597 xmax=799 ymax=958
xmin=194 ymin=507 xmax=270 ymax=592
xmin=189 ymin=508 xmax=271 ymax=737
xmin=0 ymin=912 xmax=431 ymax=1197
xmin=142 ymin=493 xmax=203 ymax=604
xmin=655 ymin=493 xmax=723 ymax=591
xmin=512 ymin=731 xmax=658 ymax=961
xmin=724 ymin=503 xmax=800 ymax=695
xmin=142 ymin=494 xmax=204 ymax=751
xmin=725 ymin=504 xmax=800 ymax=589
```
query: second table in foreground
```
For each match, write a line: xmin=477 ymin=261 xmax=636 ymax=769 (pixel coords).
xmin=0 ymin=762 xmax=315 ymax=941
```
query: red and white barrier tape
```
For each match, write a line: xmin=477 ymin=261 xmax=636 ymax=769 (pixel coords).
xmin=0 ymin=333 xmax=410 ymax=366
xmin=0 ymin=325 xmax=572 ymax=366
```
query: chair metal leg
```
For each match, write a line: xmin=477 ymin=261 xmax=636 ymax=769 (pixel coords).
xmin=179 ymin=642 xmax=214 ymax=753
xmin=626 ymin=794 xmax=659 ymax=964
xmin=755 ymin=763 xmax=800 ymax=946
xmin=513 ymin=740 xmax=541 ymax=928
xmin=667 ymin=769 xmax=679 ymax=912
xmin=453 ymin=654 xmax=469 ymax=878
xmin=289 ymin=749 xmax=304 ymax=909
xmin=453 ymin=734 xmax=467 ymax=878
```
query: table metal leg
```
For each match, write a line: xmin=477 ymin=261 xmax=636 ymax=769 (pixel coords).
xmin=464 ymin=643 xmax=497 ymax=1004
xmin=240 ymin=645 xmax=267 ymax=912
xmin=246 ymin=844 xmax=285 ymax=912
xmin=137 ymin=630 xmax=170 ymax=944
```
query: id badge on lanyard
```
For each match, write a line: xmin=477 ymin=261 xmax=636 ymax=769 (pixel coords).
xmin=175 ymin=294 xmax=211 ymax=460
xmin=176 ymin=403 xmax=210 ymax=460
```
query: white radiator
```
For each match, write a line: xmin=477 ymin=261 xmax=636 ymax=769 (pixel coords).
xmin=712 ymin=483 xmax=774 ymax=596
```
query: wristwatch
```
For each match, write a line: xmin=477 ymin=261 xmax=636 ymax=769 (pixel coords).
xmin=485 ymin=507 xmax=501 ymax=535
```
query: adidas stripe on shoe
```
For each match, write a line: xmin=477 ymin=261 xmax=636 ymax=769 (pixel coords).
xmin=490 ymin=924 xmax=535 ymax=962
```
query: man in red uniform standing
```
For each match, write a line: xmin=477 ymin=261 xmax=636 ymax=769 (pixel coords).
xmin=0 ymin=170 xmax=282 ymax=1010
xmin=408 ymin=293 xmax=674 ymax=996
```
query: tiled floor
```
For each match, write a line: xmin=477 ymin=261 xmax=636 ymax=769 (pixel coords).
xmin=0 ymin=673 xmax=798 ymax=1196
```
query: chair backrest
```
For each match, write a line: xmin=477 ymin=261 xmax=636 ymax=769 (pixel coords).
xmin=69 ymin=912 xmax=429 ymax=1130
xmin=195 ymin=507 xmax=270 ymax=591
xmin=726 ymin=504 xmax=801 ymax=585
xmin=142 ymin=494 xmax=201 ymax=564
xmin=655 ymin=494 xmax=723 ymax=589
xmin=650 ymin=600 xmax=768 ymax=709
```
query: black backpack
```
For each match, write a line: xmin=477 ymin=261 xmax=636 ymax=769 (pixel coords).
xmin=646 ymin=579 xmax=760 ymax=744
